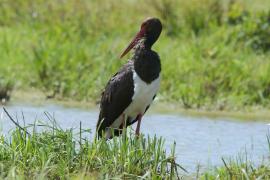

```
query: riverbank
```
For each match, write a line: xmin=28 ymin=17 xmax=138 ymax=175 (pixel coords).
xmin=8 ymin=89 xmax=270 ymax=121
xmin=0 ymin=112 xmax=269 ymax=179
xmin=1 ymin=99 xmax=268 ymax=170
xmin=0 ymin=115 xmax=181 ymax=179
xmin=1 ymin=0 xmax=270 ymax=112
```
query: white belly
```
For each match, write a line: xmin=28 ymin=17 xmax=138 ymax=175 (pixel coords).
xmin=106 ymin=71 xmax=160 ymax=138
xmin=124 ymin=71 xmax=160 ymax=118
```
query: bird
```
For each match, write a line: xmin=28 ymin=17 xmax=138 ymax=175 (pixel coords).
xmin=96 ymin=17 xmax=162 ymax=139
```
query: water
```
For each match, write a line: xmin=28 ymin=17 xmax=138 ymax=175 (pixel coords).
xmin=0 ymin=103 xmax=269 ymax=172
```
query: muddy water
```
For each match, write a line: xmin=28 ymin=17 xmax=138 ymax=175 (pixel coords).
xmin=0 ymin=103 xmax=269 ymax=172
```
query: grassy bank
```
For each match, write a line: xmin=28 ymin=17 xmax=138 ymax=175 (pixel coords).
xmin=9 ymin=89 xmax=270 ymax=121
xmin=1 ymin=0 xmax=270 ymax=110
xmin=0 ymin=108 xmax=184 ymax=179
xmin=202 ymin=136 xmax=270 ymax=179
xmin=203 ymin=158 xmax=270 ymax=179
xmin=0 ymin=108 xmax=270 ymax=179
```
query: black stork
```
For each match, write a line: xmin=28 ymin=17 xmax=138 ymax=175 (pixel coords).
xmin=96 ymin=17 xmax=162 ymax=139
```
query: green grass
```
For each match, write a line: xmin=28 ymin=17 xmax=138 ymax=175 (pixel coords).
xmin=0 ymin=0 xmax=270 ymax=110
xmin=200 ymin=134 xmax=270 ymax=179
xmin=1 ymin=108 xmax=270 ymax=179
xmin=202 ymin=157 xmax=270 ymax=179
xmin=0 ymin=108 xmax=184 ymax=179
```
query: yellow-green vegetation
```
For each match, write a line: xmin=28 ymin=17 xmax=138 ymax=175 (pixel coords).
xmin=0 ymin=0 xmax=270 ymax=110
xmin=0 ymin=109 xmax=183 ymax=179
xmin=1 ymin=109 xmax=270 ymax=179
xmin=201 ymin=136 xmax=270 ymax=179
xmin=203 ymin=158 xmax=270 ymax=179
xmin=202 ymin=136 xmax=270 ymax=179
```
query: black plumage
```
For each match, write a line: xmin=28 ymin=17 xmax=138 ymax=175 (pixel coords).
xmin=96 ymin=61 xmax=134 ymax=137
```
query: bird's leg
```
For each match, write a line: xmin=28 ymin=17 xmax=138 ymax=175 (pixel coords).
xmin=122 ymin=113 xmax=127 ymax=135
xmin=122 ymin=113 xmax=126 ymax=128
xmin=135 ymin=114 xmax=143 ymax=136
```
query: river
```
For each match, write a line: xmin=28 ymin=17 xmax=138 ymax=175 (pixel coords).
xmin=0 ymin=102 xmax=269 ymax=172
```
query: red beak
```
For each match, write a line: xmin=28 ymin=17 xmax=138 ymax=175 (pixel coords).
xmin=120 ymin=28 xmax=145 ymax=58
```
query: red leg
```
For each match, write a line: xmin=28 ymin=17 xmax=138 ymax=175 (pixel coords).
xmin=122 ymin=113 xmax=126 ymax=128
xmin=135 ymin=114 xmax=143 ymax=136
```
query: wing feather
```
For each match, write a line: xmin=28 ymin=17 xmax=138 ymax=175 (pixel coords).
xmin=96 ymin=61 xmax=134 ymax=137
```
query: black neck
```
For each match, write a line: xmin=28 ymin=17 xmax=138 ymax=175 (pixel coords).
xmin=133 ymin=46 xmax=161 ymax=84
xmin=144 ymin=34 xmax=158 ymax=48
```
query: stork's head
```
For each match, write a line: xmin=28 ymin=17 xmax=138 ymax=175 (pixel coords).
xmin=120 ymin=17 xmax=162 ymax=58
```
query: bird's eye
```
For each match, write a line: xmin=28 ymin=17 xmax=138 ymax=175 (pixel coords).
xmin=141 ymin=22 xmax=147 ymax=28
